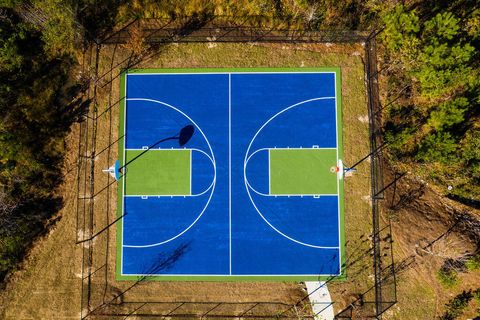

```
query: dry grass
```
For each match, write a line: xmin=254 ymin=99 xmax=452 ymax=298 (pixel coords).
xmin=0 ymin=41 xmax=372 ymax=319
xmin=379 ymin=166 xmax=480 ymax=320
xmin=0 ymin=127 xmax=83 ymax=319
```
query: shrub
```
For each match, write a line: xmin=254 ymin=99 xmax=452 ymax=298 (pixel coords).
xmin=465 ymin=254 xmax=480 ymax=271
xmin=437 ymin=268 xmax=459 ymax=288
xmin=416 ymin=132 xmax=458 ymax=164
xmin=473 ymin=288 xmax=480 ymax=303
xmin=441 ymin=290 xmax=473 ymax=320
xmin=0 ymin=235 xmax=24 ymax=277
xmin=427 ymin=98 xmax=469 ymax=131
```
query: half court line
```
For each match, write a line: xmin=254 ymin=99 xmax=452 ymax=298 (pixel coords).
xmin=228 ymin=73 xmax=232 ymax=275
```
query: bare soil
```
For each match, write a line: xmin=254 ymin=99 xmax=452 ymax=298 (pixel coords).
xmin=382 ymin=164 xmax=480 ymax=319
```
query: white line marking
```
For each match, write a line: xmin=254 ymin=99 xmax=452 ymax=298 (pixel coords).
xmin=121 ymin=272 xmax=341 ymax=277
xmin=122 ymin=75 xmax=342 ymax=274
xmin=334 ymin=72 xmax=342 ymax=273
xmin=228 ymin=73 xmax=232 ymax=275
xmin=123 ymin=98 xmax=217 ymax=248
xmin=190 ymin=148 xmax=192 ymax=196
xmin=121 ymin=74 xmax=127 ymax=275
xmin=268 ymin=149 xmax=271 ymax=195
xmin=263 ymin=147 xmax=337 ymax=150
xmin=127 ymin=71 xmax=337 ymax=76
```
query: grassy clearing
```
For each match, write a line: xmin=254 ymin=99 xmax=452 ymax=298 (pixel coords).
xmin=1 ymin=41 xmax=371 ymax=318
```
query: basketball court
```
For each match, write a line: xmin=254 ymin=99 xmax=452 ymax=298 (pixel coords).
xmin=116 ymin=68 xmax=345 ymax=280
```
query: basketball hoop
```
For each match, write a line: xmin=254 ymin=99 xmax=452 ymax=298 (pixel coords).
xmin=337 ymin=159 xmax=344 ymax=180
xmin=103 ymin=160 xmax=121 ymax=181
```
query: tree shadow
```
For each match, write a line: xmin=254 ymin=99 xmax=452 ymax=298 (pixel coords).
xmin=389 ymin=183 xmax=425 ymax=211
xmin=0 ymin=196 xmax=63 ymax=282
xmin=447 ymin=194 xmax=480 ymax=210
xmin=93 ymin=242 xmax=191 ymax=311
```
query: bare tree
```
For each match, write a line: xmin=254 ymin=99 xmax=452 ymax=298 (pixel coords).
xmin=0 ymin=185 xmax=19 ymax=235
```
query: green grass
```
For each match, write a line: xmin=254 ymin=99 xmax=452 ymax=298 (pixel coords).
xmin=124 ymin=149 xmax=191 ymax=195
xmin=465 ymin=254 xmax=480 ymax=271
xmin=437 ymin=268 xmax=459 ymax=288
xmin=269 ymin=148 xmax=338 ymax=195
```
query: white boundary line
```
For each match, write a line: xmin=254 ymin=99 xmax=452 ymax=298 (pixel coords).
xmin=128 ymin=71 xmax=337 ymax=76
xmin=122 ymin=272 xmax=341 ymax=277
xmin=228 ymin=73 xmax=232 ymax=275
xmin=121 ymin=74 xmax=127 ymax=275
xmin=121 ymin=73 xmax=343 ymax=275
xmin=334 ymin=72 xmax=342 ymax=274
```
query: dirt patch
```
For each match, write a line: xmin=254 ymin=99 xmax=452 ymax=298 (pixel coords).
xmin=382 ymin=165 xmax=480 ymax=319
xmin=358 ymin=115 xmax=369 ymax=123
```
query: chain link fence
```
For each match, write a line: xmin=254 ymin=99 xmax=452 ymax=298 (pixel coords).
xmin=75 ymin=16 xmax=395 ymax=319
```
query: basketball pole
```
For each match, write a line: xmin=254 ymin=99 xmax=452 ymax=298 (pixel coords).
xmin=345 ymin=141 xmax=388 ymax=170
xmin=76 ymin=212 xmax=128 ymax=244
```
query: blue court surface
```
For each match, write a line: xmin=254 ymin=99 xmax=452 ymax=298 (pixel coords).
xmin=117 ymin=68 xmax=345 ymax=280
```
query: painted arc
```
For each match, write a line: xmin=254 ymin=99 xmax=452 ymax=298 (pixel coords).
xmin=191 ymin=149 xmax=216 ymax=196
xmin=245 ymin=97 xmax=337 ymax=153
xmin=243 ymin=98 xmax=339 ymax=247
xmin=245 ymin=148 xmax=270 ymax=196
xmin=123 ymin=98 xmax=217 ymax=247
